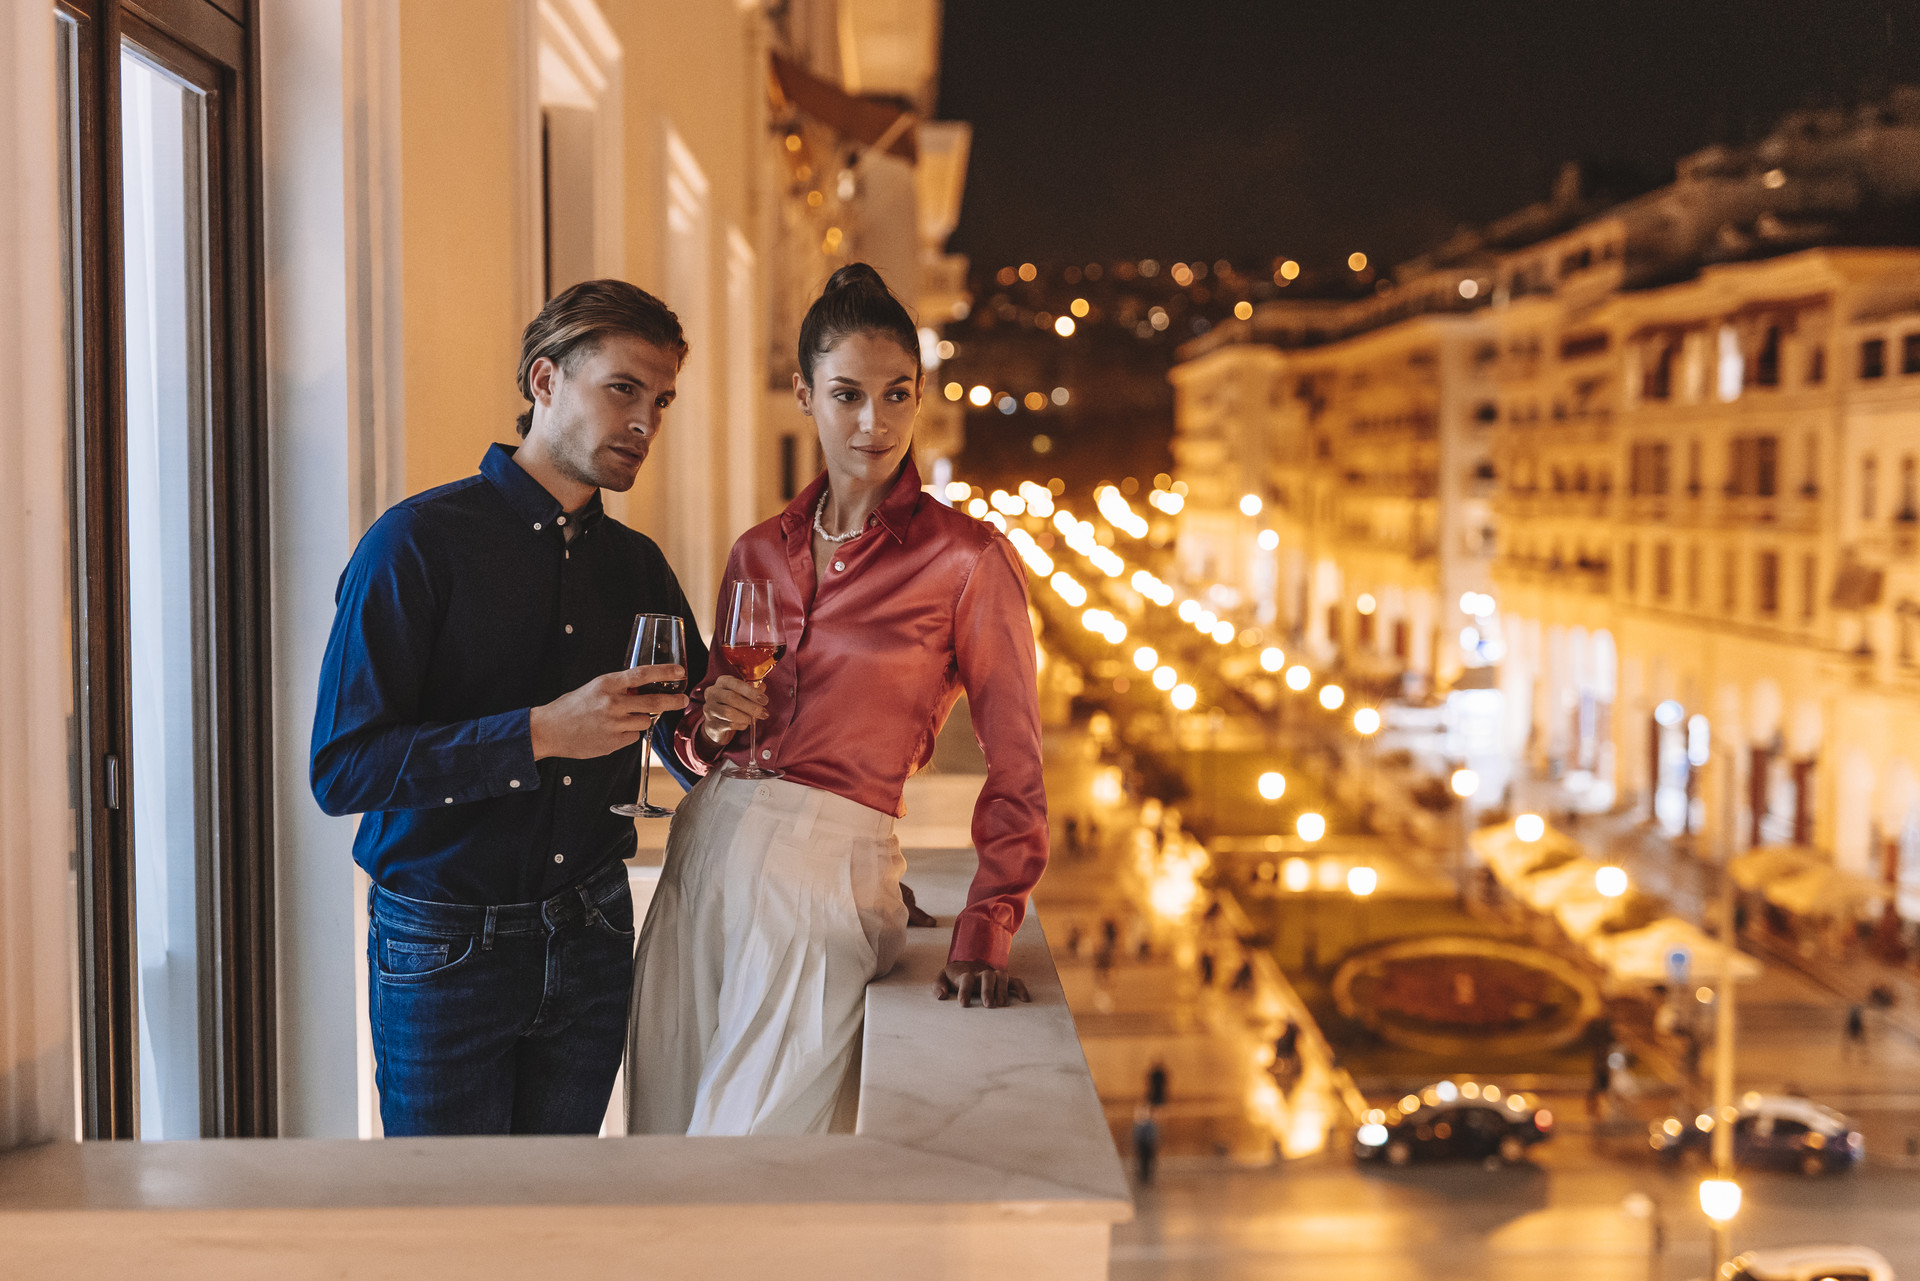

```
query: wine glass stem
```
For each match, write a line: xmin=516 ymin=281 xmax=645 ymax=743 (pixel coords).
xmin=639 ymin=731 xmax=654 ymax=808
xmin=746 ymin=684 xmax=761 ymax=767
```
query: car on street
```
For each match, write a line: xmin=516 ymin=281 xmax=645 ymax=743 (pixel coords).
xmin=1353 ymin=1079 xmax=1553 ymax=1167
xmin=1649 ymin=1092 xmax=1863 ymax=1177
xmin=1694 ymin=1243 xmax=1895 ymax=1281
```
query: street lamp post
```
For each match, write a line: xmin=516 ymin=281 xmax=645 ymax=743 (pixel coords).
xmin=1704 ymin=858 xmax=1741 ymax=1275
xmin=1450 ymin=767 xmax=1480 ymax=904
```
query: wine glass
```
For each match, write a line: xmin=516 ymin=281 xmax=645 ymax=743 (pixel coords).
xmin=720 ymin=579 xmax=784 ymax=780
xmin=610 ymin=613 xmax=686 ymax=818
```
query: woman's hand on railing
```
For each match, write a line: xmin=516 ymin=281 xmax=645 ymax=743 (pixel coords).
xmin=899 ymin=882 xmax=938 ymax=927
xmin=935 ymin=960 xmax=1030 ymax=1008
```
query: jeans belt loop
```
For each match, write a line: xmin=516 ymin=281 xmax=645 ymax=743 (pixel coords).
xmin=577 ymin=880 xmax=601 ymax=928
xmin=482 ymin=905 xmax=498 ymax=951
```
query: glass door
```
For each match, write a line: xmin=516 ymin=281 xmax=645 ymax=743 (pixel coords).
xmin=58 ymin=0 xmax=274 ymax=1141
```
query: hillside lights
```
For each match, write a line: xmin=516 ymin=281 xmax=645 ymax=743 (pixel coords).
xmin=1319 ymin=684 xmax=1345 ymax=711
xmin=1296 ymin=812 xmax=1326 ymax=842
xmin=1285 ymin=665 xmax=1311 ymax=691
xmin=1049 ymin=572 xmax=1087 ymax=607
xmin=1513 ymin=812 xmax=1546 ymax=843
xmin=1260 ymin=647 xmax=1285 ymax=672
xmin=1353 ymin=707 xmax=1381 ymax=735
xmin=1257 ymin=772 xmax=1286 ymax=801
xmin=1132 ymin=645 xmax=1159 ymax=672
xmin=1152 ymin=665 xmax=1178 ymax=691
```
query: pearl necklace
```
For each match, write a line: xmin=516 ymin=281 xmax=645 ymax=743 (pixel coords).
xmin=812 ymin=489 xmax=868 ymax=544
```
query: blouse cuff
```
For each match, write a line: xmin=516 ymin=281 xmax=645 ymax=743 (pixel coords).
xmin=948 ymin=913 xmax=1013 ymax=970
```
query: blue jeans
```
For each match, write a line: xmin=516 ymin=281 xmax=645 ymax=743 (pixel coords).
xmin=367 ymin=859 xmax=635 ymax=1136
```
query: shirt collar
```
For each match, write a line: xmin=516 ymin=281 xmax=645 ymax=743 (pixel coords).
xmin=779 ymin=456 xmax=923 ymax=545
xmin=480 ymin=442 xmax=605 ymax=534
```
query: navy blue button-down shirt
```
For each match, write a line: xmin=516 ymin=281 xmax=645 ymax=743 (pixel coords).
xmin=311 ymin=443 xmax=706 ymax=905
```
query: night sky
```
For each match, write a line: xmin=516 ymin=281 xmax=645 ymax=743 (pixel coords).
xmin=936 ymin=0 xmax=1920 ymax=277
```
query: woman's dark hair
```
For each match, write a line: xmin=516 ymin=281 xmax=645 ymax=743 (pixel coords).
xmin=515 ymin=279 xmax=688 ymax=436
xmin=796 ymin=262 xmax=921 ymax=386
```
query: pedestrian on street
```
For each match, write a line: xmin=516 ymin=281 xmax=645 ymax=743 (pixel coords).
xmin=1146 ymin=1059 xmax=1169 ymax=1108
xmin=1230 ymin=959 xmax=1255 ymax=993
xmin=1844 ymin=1003 xmax=1868 ymax=1063
xmin=1132 ymin=1100 xmax=1160 ymax=1186
xmin=1587 ymin=1038 xmax=1613 ymax=1119
xmin=1198 ymin=951 xmax=1215 ymax=986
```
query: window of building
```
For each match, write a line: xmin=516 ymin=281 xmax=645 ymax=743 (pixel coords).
xmin=1643 ymin=341 xmax=1674 ymax=400
xmin=1624 ymin=542 xmax=1638 ymax=596
xmin=1687 ymin=544 xmax=1701 ymax=606
xmin=1654 ymin=543 xmax=1672 ymax=599
xmin=1722 ymin=548 xmax=1738 ymax=611
xmin=1802 ymin=554 xmax=1817 ymax=621
xmin=1864 ymin=454 xmax=1878 ymax=520
xmin=1757 ymin=551 xmax=1780 ymax=616
xmin=1728 ymin=435 xmax=1778 ymax=497
xmin=1861 ymin=337 xmax=1886 ymax=379
xmin=1806 ymin=344 xmax=1826 ymax=384
xmin=1905 ymin=333 xmax=1920 ymax=376
xmin=1902 ymin=456 xmax=1918 ymax=522
xmin=1687 ymin=439 xmax=1702 ymax=495
xmin=1754 ymin=325 xmax=1781 ymax=387
xmin=1630 ymin=441 xmax=1670 ymax=496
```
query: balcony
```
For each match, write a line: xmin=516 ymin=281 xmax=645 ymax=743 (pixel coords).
xmin=0 ymin=779 xmax=1129 ymax=1279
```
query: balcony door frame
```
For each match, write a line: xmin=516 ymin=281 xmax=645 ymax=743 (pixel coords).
xmin=60 ymin=0 xmax=275 ymax=1140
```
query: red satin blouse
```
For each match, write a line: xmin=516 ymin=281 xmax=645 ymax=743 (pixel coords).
xmin=674 ymin=459 xmax=1049 ymax=968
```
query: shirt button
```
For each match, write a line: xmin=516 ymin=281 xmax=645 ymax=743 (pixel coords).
xmin=762 ymin=749 xmax=772 ymax=760
xmin=554 ymin=853 xmax=565 ymax=864
xmin=755 ymin=784 xmax=772 ymax=801
xmin=509 ymin=779 xmax=521 ymax=789
xmin=563 ymin=776 xmax=572 ymax=786
xmin=556 ymin=516 xmax=566 ymax=526
xmin=565 ymin=624 xmax=574 ymax=634
xmin=533 ymin=522 xmax=542 ymax=531
xmin=444 ymin=797 xmax=454 ymax=805
xmin=833 ymin=561 xmax=845 ymax=572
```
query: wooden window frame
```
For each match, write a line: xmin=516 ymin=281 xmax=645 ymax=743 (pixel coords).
xmin=60 ymin=0 xmax=275 ymax=1141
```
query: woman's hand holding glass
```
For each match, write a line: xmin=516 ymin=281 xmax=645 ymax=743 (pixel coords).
xmin=698 ymin=675 xmax=768 ymax=748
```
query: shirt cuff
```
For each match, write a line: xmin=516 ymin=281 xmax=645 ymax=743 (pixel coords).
xmin=484 ymin=707 xmax=540 ymax=798
xmin=948 ymin=912 xmax=1014 ymax=970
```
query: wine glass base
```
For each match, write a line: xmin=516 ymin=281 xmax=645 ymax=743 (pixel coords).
xmin=726 ymin=763 xmax=784 ymax=780
xmin=610 ymin=803 xmax=675 ymax=818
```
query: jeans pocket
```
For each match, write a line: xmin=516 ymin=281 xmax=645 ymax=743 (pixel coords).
xmin=376 ymin=931 xmax=476 ymax=984
xmin=593 ymin=883 xmax=637 ymax=940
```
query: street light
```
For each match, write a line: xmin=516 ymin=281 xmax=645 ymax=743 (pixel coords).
xmin=1513 ymin=812 xmax=1545 ymax=843
xmin=1170 ymin=683 xmax=1197 ymax=710
xmin=1132 ymin=645 xmax=1158 ymax=671
xmin=1296 ymin=812 xmax=1326 ymax=842
xmin=1285 ymin=665 xmax=1311 ymax=691
xmin=1347 ymin=866 xmax=1377 ymax=897
xmin=1258 ymin=771 xmax=1286 ymax=801
xmin=1699 ymin=1177 xmax=1742 ymax=1274
xmin=1352 ymin=707 xmax=1381 ymax=735
xmin=1450 ymin=768 xmax=1480 ymax=798
xmin=1451 ymin=768 xmax=1480 ymax=905
xmin=1318 ymin=684 xmax=1345 ymax=710
xmin=1260 ymin=647 xmax=1284 ymax=673
xmin=1240 ymin=493 xmax=1263 ymax=516
xmin=1595 ymin=865 xmax=1629 ymax=898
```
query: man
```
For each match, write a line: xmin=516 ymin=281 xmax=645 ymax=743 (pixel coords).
xmin=312 ymin=279 xmax=704 ymax=1136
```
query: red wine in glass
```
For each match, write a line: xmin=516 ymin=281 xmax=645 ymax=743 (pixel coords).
xmin=611 ymin=613 xmax=686 ymax=818
xmin=722 ymin=580 xmax=783 ymax=779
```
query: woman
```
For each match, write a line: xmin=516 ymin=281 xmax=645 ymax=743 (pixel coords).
xmin=626 ymin=263 xmax=1049 ymax=1136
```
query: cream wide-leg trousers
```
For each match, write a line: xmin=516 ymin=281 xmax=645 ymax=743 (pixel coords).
xmin=626 ymin=773 xmax=908 ymax=1136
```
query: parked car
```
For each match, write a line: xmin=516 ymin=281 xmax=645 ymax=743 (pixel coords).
xmin=1650 ymin=1093 xmax=1863 ymax=1176
xmin=1699 ymin=1243 xmax=1894 ymax=1281
xmin=1354 ymin=1079 xmax=1553 ymax=1167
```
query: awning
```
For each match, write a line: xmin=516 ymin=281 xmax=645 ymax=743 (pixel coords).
xmin=1728 ymin=845 xmax=1822 ymax=892
xmin=1472 ymin=822 xmax=1584 ymax=885
xmin=1763 ymin=864 xmax=1888 ymax=917
xmin=770 ymin=53 xmax=917 ymax=164
xmin=1587 ymin=918 xmax=1761 ymax=984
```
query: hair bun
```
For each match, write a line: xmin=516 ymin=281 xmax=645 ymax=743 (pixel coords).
xmin=825 ymin=262 xmax=888 ymax=293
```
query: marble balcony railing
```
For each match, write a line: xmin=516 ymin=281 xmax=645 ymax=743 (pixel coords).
xmin=0 ymin=774 xmax=1129 ymax=1280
